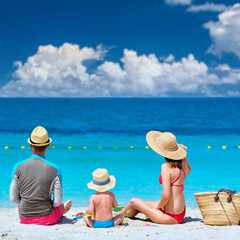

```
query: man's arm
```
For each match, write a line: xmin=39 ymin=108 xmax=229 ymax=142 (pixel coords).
xmin=52 ymin=176 xmax=63 ymax=207
xmin=10 ymin=175 xmax=20 ymax=204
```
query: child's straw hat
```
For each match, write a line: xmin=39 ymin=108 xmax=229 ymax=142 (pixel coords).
xmin=87 ymin=168 xmax=116 ymax=192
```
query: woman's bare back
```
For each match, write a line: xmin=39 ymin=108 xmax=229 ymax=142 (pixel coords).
xmin=164 ymin=161 xmax=187 ymax=213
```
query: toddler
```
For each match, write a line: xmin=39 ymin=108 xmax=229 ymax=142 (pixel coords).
xmin=84 ymin=168 xmax=124 ymax=228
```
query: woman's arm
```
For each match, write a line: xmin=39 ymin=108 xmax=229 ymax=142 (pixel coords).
xmin=179 ymin=144 xmax=191 ymax=174
xmin=157 ymin=164 xmax=171 ymax=209
xmin=183 ymin=156 xmax=191 ymax=174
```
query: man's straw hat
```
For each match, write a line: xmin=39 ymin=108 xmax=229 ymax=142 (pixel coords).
xmin=146 ymin=131 xmax=186 ymax=160
xmin=27 ymin=126 xmax=52 ymax=147
xmin=87 ymin=168 xmax=116 ymax=192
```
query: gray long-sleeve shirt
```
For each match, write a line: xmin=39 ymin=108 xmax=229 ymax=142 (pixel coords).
xmin=10 ymin=154 xmax=63 ymax=218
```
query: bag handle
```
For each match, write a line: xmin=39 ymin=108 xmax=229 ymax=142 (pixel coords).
xmin=214 ymin=189 xmax=237 ymax=203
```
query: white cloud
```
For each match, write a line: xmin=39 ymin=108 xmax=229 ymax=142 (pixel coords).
xmin=164 ymin=54 xmax=175 ymax=62
xmin=0 ymin=43 xmax=107 ymax=97
xmin=165 ymin=0 xmax=191 ymax=5
xmin=204 ymin=3 xmax=240 ymax=58
xmin=0 ymin=43 xmax=240 ymax=97
xmin=219 ymin=67 xmax=240 ymax=84
xmin=214 ymin=64 xmax=231 ymax=71
xmin=227 ymin=91 xmax=240 ymax=96
xmin=187 ymin=2 xmax=227 ymax=12
xmin=98 ymin=50 xmax=218 ymax=96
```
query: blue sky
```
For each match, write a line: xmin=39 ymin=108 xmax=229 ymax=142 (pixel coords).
xmin=0 ymin=0 xmax=239 ymax=97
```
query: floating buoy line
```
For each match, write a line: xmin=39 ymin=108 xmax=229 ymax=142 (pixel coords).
xmin=2 ymin=145 xmax=240 ymax=150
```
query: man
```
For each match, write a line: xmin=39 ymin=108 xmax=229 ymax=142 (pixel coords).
xmin=10 ymin=126 xmax=72 ymax=225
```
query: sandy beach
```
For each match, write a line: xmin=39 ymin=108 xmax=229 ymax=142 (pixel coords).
xmin=0 ymin=207 xmax=239 ymax=240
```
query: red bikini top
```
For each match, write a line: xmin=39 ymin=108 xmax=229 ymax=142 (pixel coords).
xmin=159 ymin=168 xmax=186 ymax=193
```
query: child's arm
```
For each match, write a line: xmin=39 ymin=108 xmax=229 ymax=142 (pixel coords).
xmin=111 ymin=193 xmax=118 ymax=208
xmin=85 ymin=195 xmax=94 ymax=215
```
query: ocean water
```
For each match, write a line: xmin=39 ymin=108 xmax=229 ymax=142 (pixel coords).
xmin=0 ymin=98 xmax=240 ymax=208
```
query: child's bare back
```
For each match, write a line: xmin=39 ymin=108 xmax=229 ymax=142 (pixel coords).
xmin=84 ymin=168 xmax=124 ymax=228
xmin=91 ymin=191 xmax=116 ymax=221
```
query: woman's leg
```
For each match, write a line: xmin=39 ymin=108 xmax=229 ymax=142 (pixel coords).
xmin=122 ymin=198 xmax=177 ymax=224
xmin=119 ymin=203 xmax=139 ymax=217
xmin=145 ymin=201 xmax=159 ymax=208
xmin=120 ymin=201 xmax=159 ymax=217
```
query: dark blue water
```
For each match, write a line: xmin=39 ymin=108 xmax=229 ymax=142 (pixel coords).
xmin=0 ymin=98 xmax=240 ymax=135
xmin=0 ymin=98 xmax=240 ymax=208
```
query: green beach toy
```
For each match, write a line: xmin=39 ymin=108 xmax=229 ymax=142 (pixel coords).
xmin=112 ymin=205 xmax=125 ymax=212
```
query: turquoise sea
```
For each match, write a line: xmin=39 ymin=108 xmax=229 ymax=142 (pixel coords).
xmin=0 ymin=98 xmax=240 ymax=208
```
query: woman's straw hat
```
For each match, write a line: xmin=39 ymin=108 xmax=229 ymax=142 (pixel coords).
xmin=87 ymin=168 xmax=116 ymax=192
xmin=27 ymin=126 xmax=52 ymax=146
xmin=146 ymin=131 xmax=186 ymax=160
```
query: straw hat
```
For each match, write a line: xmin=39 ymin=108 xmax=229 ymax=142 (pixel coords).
xmin=87 ymin=168 xmax=116 ymax=192
xmin=27 ymin=126 xmax=52 ymax=146
xmin=146 ymin=131 xmax=186 ymax=160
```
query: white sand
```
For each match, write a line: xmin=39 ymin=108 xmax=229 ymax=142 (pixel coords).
xmin=0 ymin=207 xmax=239 ymax=240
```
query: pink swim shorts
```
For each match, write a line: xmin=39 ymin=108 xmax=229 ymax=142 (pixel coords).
xmin=19 ymin=205 xmax=63 ymax=225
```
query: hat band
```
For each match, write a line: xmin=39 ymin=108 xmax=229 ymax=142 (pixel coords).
xmin=92 ymin=178 xmax=110 ymax=186
xmin=157 ymin=137 xmax=178 ymax=151
xmin=30 ymin=138 xmax=50 ymax=145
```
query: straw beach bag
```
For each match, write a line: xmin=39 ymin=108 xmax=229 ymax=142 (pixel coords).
xmin=194 ymin=189 xmax=240 ymax=225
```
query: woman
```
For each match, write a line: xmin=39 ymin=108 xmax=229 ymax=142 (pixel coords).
xmin=120 ymin=131 xmax=191 ymax=224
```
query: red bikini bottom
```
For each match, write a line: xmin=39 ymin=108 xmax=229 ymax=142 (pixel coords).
xmin=163 ymin=206 xmax=186 ymax=224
